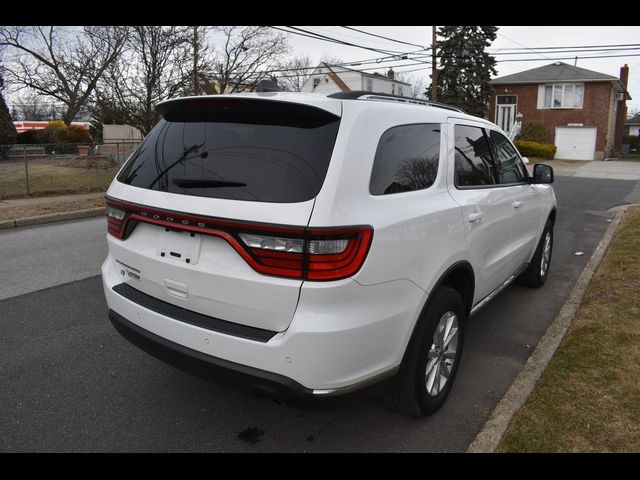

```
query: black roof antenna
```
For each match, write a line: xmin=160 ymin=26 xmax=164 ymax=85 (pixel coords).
xmin=255 ymin=79 xmax=282 ymax=92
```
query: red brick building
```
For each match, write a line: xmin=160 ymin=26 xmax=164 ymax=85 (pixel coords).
xmin=489 ymin=62 xmax=630 ymax=160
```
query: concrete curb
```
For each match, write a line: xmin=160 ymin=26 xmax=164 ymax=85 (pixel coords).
xmin=466 ymin=205 xmax=631 ymax=453
xmin=0 ymin=207 xmax=106 ymax=230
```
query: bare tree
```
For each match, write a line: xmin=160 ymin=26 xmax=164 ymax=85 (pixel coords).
xmin=97 ymin=26 xmax=193 ymax=135
xmin=12 ymin=92 xmax=55 ymax=120
xmin=188 ymin=26 xmax=216 ymax=96
xmin=277 ymin=55 xmax=313 ymax=92
xmin=396 ymin=72 xmax=427 ymax=99
xmin=0 ymin=26 xmax=129 ymax=125
xmin=207 ymin=26 xmax=289 ymax=93
xmin=319 ymin=55 xmax=344 ymax=66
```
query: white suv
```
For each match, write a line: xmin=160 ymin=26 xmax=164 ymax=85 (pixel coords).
xmin=102 ymin=89 xmax=556 ymax=416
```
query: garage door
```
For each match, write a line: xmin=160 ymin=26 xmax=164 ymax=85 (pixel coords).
xmin=555 ymin=127 xmax=597 ymax=160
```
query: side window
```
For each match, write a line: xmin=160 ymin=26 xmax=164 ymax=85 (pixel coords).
xmin=370 ymin=124 xmax=441 ymax=195
xmin=490 ymin=130 xmax=528 ymax=184
xmin=454 ymin=125 xmax=496 ymax=187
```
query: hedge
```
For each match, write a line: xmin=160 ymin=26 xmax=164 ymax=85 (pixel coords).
xmin=518 ymin=121 xmax=547 ymax=143
xmin=514 ymin=140 xmax=557 ymax=159
xmin=16 ymin=120 xmax=93 ymax=145
xmin=623 ymin=135 xmax=640 ymax=150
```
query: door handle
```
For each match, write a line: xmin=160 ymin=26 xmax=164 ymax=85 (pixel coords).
xmin=468 ymin=212 xmax=484 ymax=223
xmin=512 ymin=200 xmax=523 ymax=209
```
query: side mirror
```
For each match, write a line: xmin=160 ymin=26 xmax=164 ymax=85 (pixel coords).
xmin=533 ymin=164 xmax=554 ymax=184
xmin=522 ymin=156 xmax=530 ymax=165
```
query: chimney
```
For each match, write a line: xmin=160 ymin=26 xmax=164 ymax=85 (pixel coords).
xmin=387 ymin=68 xmax=395 ymax=81
xmin=270 ymin=75 xmax=278 ymax=85
xmin=620 ymin=64 xmax=629 ymax=88
xmin=614 ymin=64 xmax=629 ymax=156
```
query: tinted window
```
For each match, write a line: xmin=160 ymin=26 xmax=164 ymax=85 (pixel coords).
xmin=370 ymin=124 xmax=440 ymax=195
xmin=117 ymin=99 xmax=340 ymax=203
xmin=454 ymin=125 xmax=496 ymax=187
xmin=490 ymin=130 xmax=528 ymax=184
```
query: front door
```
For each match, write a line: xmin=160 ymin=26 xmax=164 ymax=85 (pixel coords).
xmin=496 ymin=95 xmax=517 ymax=133
xmin=447 ymin=122 xmax=517 ymax=304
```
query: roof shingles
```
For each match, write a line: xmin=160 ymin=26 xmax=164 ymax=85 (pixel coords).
xmin=490 ymin=62 xmax=618 ymax=84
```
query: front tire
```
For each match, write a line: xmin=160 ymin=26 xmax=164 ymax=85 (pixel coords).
xmin=517 ymin=220 xmax=553 ymax=288
xmin=388 ymin=286 xmax=466 ymax=417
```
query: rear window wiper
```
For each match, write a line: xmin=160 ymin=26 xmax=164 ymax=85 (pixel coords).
xmin=172 ymin=177 xmax=247 ymax=189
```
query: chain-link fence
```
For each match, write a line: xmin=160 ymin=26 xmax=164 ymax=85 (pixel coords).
xmin=0 ymin=141 xmax=139 ymax=198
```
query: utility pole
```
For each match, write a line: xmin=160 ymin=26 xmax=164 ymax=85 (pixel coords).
xmin=431 ymin=26 xmax=438 ymax=101
xmin=192 ymin=26 xmax=199 ymax=96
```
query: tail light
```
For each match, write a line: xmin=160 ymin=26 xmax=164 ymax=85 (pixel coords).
xmin=105 ymin=197 xmax=373 ymax=281
xmin=106 ymin=205 xmax=126 ymax=239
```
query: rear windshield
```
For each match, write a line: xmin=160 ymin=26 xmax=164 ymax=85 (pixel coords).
xmin=117 ymin=99 xmax=340 ymax=203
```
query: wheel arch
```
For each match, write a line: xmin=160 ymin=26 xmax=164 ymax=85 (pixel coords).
xmin=400 ymin=260 xmax=475 ymax=365
xmin=433 ymin=260 xmax=475 ymax=318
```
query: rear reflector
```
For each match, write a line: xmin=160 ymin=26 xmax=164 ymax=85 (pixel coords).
xmin=105 ymin=197 xmax=373 ymax=281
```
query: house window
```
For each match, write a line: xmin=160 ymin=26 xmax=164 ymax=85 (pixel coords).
xmin=398 ymin=86 xmax=403 ymax=96
xmin=542 ymin=84 xmax=584 ymax=108
xmin=313 ymin=77 xmax=320 ymax=88
xmin=392 ymin=84 xmax=395 ymax=95
xmin=366 ymin=78 xmax=373 ymax=91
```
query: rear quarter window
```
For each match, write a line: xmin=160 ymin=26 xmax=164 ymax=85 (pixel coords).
xmin=369 ymin=123 xmax=441 ymax=195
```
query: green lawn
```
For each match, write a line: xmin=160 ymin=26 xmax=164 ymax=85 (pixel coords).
xmin=497 ymin=207 xmax=640 ymax=452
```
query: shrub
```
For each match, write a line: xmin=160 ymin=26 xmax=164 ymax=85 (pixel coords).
xmin=15 ymin=121 xmax=93 ymax=146
xmin=39 ymin=120 xmax=68 ymax=144
xmin=65 ymin=125 xmax=93 ymax=143
xmin=16 ymin=129 xmax=44 ymax=144
xmin=623 ymin=135 xmax=640 ymax=150
xmin=518 ymin=121 xmax=547 ymax=143
xmin=0 ymin=92 xmax=17 ymax=146
xmin=514 ymin=140 xmax=557 ymax=159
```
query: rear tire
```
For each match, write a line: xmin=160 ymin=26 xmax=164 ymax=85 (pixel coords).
xmin=517 ymin=220 xmax=553 ymax=288
xmin=388 ymin=286 xmax=466 ymax=417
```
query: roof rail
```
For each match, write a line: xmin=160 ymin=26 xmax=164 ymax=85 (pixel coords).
xmin=327 ymin=90 xmax=465 ymax=113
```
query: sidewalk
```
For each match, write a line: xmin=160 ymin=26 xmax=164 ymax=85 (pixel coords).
xmin=542 ymin=159 xmax=640 ymax=180
xmin=0 ymin=192 xmax=106 ymax=228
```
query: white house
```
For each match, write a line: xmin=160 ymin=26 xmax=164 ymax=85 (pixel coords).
xmin=625 ymin=113 xmax=640 ymax=136
xmin=300 ymin=63 xmax=412 ymax=96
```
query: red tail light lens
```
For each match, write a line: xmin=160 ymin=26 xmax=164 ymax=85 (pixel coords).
xmin=106 ymin=206 xmax=126 ymax=239
xmin=105 ymin=197 xmax=373 ymax=281
xmin=306 ymin=228 xmax=373 ymax=280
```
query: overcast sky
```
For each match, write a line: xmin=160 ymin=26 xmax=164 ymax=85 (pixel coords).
xmin=269 ymin=26 xmax=640 ymax=113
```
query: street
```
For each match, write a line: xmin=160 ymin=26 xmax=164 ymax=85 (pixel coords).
xmin=1 ymin=175 xmax=639 ymax=452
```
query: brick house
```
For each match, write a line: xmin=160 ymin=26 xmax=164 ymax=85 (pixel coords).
xmin=489 ymin=62 xmax=631 ymax=160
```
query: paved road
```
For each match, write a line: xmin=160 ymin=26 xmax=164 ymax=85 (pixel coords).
xmin=1 ymin=176 xmax=639 ymax=452
xmin=0 ymin=217 xmax=107 ymax=300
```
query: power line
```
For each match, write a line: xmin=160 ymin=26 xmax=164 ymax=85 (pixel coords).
xmin=497 ymin=53 xmax=640 ymax=63
xmin=487 ymin=46 xmax=640 ymax=56
xmin=274 ymin=26 xmax=410 ymax=56
xmin=282 ymin=26 xmax=429 ymax=68
xmin=340 ymin=26 xmax=427 ymax=50
xmin=490 ymin=43 xmax=640 ymax=52
xmin=497 ymin=32 xmax=554 ymax=61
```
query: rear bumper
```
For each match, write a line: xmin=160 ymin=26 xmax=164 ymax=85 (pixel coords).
xmin=103 ymin=253 xmax=425 ymax=397
xmin=109 ymin=309 xmax=393 ymax=408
